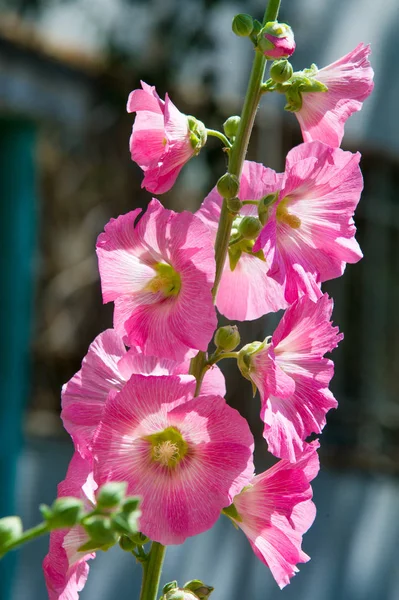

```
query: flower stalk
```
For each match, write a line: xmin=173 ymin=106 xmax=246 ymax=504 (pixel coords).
xmin=139 ymin=542 xmax=166 ymax=600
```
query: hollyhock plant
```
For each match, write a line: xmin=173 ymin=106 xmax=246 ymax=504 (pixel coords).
xmin=92 ymin=374 xmax=254 ymax=545
xmin=253 ymin=140 xmax=363 ymax=304
xmin=96 ymin=199 xmax=217 ymax=360
xmin=43 ymin=453 xmax=96 ymax=600
xmin=62 ymin=328 xmax=225 ymax=461
xmin=291 ymin=43 xmax=374 ymax=147
xmin=127 ymin=81 xmax=207 ymax=194
xmin=224 ymin=442 xmax=319 ymax=589
xmin=196 ymin=160 xmax=287 ymax=320
xmin=238 ymin=294 xmax=343 ymax=462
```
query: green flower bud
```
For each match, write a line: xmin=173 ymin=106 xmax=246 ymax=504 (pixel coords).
xmin=119 ymin=535 xmax=136 ymax=552
xmin=128 ymin=531 xmax=150 ymax=545
xmin=45 ymin=497 xmax=84 ymax=528
xmin=214 ymin=325 xmax=240 ymax=352
xmin=226 ymin=197 xmax=242 ymax=214
xmin=187 ymin=116 xmax=207 ymax=152
xmin=270 ymin=59 xmax=293 ymax=83
xmin=111 ymin=511 xmax=140 ymax=536
xmin=184 ymin=580 xmax=214 ymax=599
xmin=0 ymin=516 xmax=23 ymax=547
xmin=237 ymin=216 xmax=262 ymax=240
xmin=83 ymin=515 xmax=118 ymax=545
xmin=96 ymin=482 xmax=127 ymax=509
xmin=217 ymin=173 xmax=239 ymax=200
xmin=232 ymin=13 xmax=254 ymax=37
xmin=223 ymin=116 xmax=241 ymax=139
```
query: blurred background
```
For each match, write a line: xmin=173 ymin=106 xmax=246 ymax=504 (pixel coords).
xmin=0 ymin=0 xmax=398 ymax=598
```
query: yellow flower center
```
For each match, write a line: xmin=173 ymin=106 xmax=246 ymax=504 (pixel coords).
xmin=145 ymin=426 xmax=188 ymax=468
xmin=276 ymin=198 xmax=301 ymax=229
xmin=146 ymin=263 xmax=181 ymax=297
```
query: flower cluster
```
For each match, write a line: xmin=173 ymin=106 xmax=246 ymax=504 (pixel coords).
xmin=43 ymin=14 xmax=373 ymax=600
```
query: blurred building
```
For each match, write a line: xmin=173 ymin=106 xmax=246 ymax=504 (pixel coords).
xmin=0 ymin=1 xmax=398 ymax=599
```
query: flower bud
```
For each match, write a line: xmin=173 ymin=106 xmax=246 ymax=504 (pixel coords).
xmin=96 ymin=482 xmax=127 ymax=509
xmin=257 ymin=22 xmax=295 ymax=60
xmin=111 ymin=511 xmax=140 ymax=536
xmin=237 ymin=216 xmax=262 ymax=240
xmin=163 ymin=582 xmax=179 ymax=595
xmin=0 ymin=516 xmax=23 ymax=547
xmin=184 ymin=580 xmax=214 ymax=599
xmin=162 ymin=591 xmax=198 ymax=600
xmin=214 ymin=325 xmax=240 ymax=352
xmin=269 ymin=59 xmax=293 ymax=83
xmin=119 ymin=535 xmax=136 ymax=552
xmin=122 ymin=496 xmax=141 ymax=514
xmin=226 ymin=197 xmax=242 ymax=214
xmin=237 ymin=341 xmax=264 ymax=380
xmin=128 ymin=531 xmax=149 ymax=545
xmin=45 ymin=497 xmax=84 ymax=528
xmin=232 ymin=13 xmax=254 ymax=37
xmin=217 ymin=173 xmax=239 ymax=200
xmin=223 ymin=116 xmax=240 ymax=139
xmin=83 ymin=515 xmax=118 ymax=545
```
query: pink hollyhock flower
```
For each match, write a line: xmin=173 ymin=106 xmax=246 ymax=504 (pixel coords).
xmin=43 ymin=452 xmax=96 ymax=600
xmin=225 ymin=441 xmax=319 ymax=589
xmin=96 ymin=199 xmax=217 ymax=360
xmin=62 ymin=329 xmax=225 ymax=460
xmin=294 ymin=43 xmax=374 ymax=147
xmin=258 ymin=22 xmax=295 ymax=59
xmin=238 ymin=294 xmax=342 ymax=462
xmin=253 ymin=141 xmax=363 ymax=304
xmin=127 ymin=81 xmax=206 ymax=194
xmin=196 ymin=161 xmax=287 ymax=320
xmin=92 ymin=374 xmax=254 ymax=545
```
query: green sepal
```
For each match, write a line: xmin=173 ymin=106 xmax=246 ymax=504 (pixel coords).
xmin=163 ymin=581 xmax=179 ymax=594
xmin=96 ymin=482 xmax=127 ymax=509
xmin=228 ymin=245 xmax=242 ymax=272
xmin=222 ymin=503 xmax=242 ymax=523
xmin=184 ymin=580 xmax=214 ymax=599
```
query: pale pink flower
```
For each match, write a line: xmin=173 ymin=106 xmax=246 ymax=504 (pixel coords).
xmin=62 ymin=329 xmax=225 ymax=460
xmin=253 ymin=141 xmax=363 ymax=304
xmin=92 ymin=374 xmax=254 ymax=545
xmin=127 ymin=81 xmax=206 ymax=194
xmin=96 ymin=199 xmax=217 ymax=360
xmin=240 ymin=294 xmax=342 ymax=462
xmin=227 ymin=442 xmax=319 ymax=589
xmin=295 ymin=43 xmax=374 ymax=147
xmin=43 ymin=453 xmax=96 ymax=600
xmin=196 ymin=161 xmax=287 ymax=320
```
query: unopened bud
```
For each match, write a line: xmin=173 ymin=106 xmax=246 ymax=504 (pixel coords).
xmin=226 ymin=197 xmax=242 ymax=213
xmin=217 ymin=173 xmax=239 ymax=200
xmin=270 ymin=59 xmax=293 ymax=83
xmin=83 ymin=515 xmax=117 ymax=545
xmin=184 ymin=579 xmax=214 ymax=599
xmin=257 ymin=21 xmax=295 ymax=60
xmin=223 ymin=116 xmax=240 ymax=139
xmin=122 ymin=497 xmax=141 ymax=514
xmin=232 ymin=13 xmax=254 ymax=37
xmin=237 ymin=216 xmax=262 ymax=240
xmin=96 ymin=482 xmax=127 ymax=509
xmin=214 ymin=325 xmax=240 ymax=352
xmin=0 ymin=517 xmax=23 ymax=547
xmin=45 ymin=497 xmax=84 ymax=528
xmin=119 ymin=535 xmax=136 ymax=552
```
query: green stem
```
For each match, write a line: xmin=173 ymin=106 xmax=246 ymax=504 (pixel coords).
xmin=208 ymin=352 xmax=239 ymax=366
xmin=139 ymin=541 xmax=166 ymax=600
xmin=206 ymin=129 xmax=232 ymax=148
xmin=0 ymin=522 xmax=49 ymax=558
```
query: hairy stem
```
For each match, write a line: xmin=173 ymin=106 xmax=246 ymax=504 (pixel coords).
xmin=0 ymin=522 xmax=49 ymax=559
xmin=139 ymin=541 xmax=166 ymax=600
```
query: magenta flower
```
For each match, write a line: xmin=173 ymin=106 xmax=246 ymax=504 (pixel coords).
xmin=253 ymin=141 xmax=363 ymax=304
xmin=92 ymin=374 xmax=254 ymax=545
xmin=196 ymin=161 xmax=287 ymax=320
xmin=96 ymin=199 xmax=217 ymax=360
xmin=62 ymin=329 xmax=225 ymax=460
xmin=225 ymin=441 xmax=319 ymax=589
xmin=239 ymin=294 xmax=342 ymax=462
xmin=127 ymin=81 xmax=206 ymax=194
xmin=294 ymin=43 xmax=374 ymax=147
xmin=43 ymin=453 xmax=96 ymax=600
xmin=258 ymin=22 xmax=295 ymax=60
